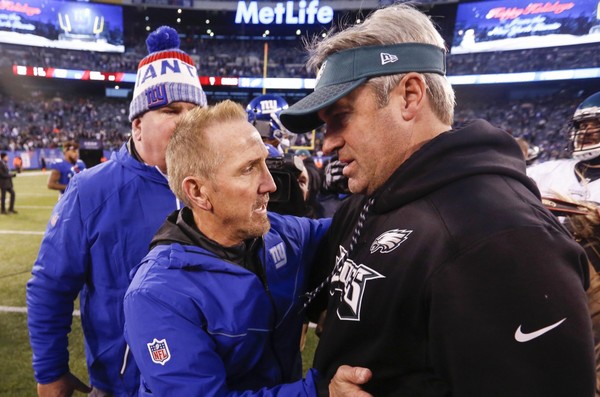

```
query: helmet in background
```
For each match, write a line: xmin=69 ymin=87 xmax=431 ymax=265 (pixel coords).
xmin=246 ymin=94 xmax=289 ymax=142
xmin=570 ymin=92 xmax=600 ymax=161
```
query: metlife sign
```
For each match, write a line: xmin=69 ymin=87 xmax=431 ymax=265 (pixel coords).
xmin=235 ymin=1 xmax=334 ymax=25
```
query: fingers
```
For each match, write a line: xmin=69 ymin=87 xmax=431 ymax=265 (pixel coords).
xmin=329 ymin=365 xmax=373 ymax=397
xmin=37 ymin=373 xmax=80 ymax=397
xmin=336 ymin=365 xmax=372 ymax=384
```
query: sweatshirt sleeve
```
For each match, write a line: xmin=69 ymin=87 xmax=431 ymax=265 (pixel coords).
xmin=428 ymin=226 xmax=595 ymax=396
xmin=0 ymin=162 xmax=12 ymax=179
xmin=124 ymin=286 xmax=319 ymax=397
xmin=26 ymin=179 xmax=89 ymax=383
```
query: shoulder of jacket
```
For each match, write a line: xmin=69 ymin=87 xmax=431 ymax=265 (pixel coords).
xmin=528 ymin=159 xmax=575 ymax=173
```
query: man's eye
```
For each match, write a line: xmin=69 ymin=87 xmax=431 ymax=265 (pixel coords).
xmin=326 ymin=113 xmax=348 ymax=132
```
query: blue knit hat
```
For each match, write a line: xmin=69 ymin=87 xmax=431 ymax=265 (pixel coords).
xmin=129 ymin=26 xmax=207 ymax=121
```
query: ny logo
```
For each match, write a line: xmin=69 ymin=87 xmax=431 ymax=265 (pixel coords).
xmin=269 ymin=242 xmax=287 ymax=269
xmin=145 ymin=84 xmax=169 ymax=109
xmin=260 ymin=100 xmax=279 ymax=113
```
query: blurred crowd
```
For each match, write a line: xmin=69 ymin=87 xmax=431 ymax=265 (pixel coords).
xmin=0 ymin=91 xmax=130 ymax=153
xmin=0 ymin=86 xmax=585 ymax=163
xmin=447 ymin=43 xmax=600 ymax=76
xmin=1 ymin=40 xmax=597 ymax=78
xmin=1 ymin=39 xmax=597 ymax=160
xmin=453 ymin=89 xmax=584 ymax=163
xmin=0 ymin=38 xmax=311 ymax=79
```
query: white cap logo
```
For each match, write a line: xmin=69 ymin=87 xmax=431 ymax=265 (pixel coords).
xmin=380 ymin=53 xmax=398 ymax=65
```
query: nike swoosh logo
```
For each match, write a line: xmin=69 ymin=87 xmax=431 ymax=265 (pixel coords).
xmin=514 ymin=318 xmax=567 ymax=342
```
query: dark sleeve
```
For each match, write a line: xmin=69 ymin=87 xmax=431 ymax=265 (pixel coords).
xmin=428 ymin=227 xmax=595 ymax=396
xmin=0 ymin=162 xmax=10 ymax=179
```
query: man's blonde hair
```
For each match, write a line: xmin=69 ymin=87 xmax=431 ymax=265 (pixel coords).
xmin=306 ymin=3 xmax=455 ymax=125
xmin=166 ymin=100 xmax=248 ymax=207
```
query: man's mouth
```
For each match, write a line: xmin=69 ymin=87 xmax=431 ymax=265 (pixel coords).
xmin=254 ymin=197 xmax=269 ymax=213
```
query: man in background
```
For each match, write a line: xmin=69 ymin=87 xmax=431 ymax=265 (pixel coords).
xmin=247 ymin=93 xmax=294 ymax=153
xmin=26 ymin=25 xmax=206 ymax=397
xmin=13 ymin=155 xmax=22 ymax=173
xmin=0 ymin=152 xmax=17 ymax=214
xmin=528 ymin=91 xmax=600 ymax=202
xmin=47 ymin=140 xmax=86 ymax=197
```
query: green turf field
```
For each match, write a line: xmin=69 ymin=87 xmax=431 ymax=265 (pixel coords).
xmin=0 ymin=171 xmax=318 ymax=396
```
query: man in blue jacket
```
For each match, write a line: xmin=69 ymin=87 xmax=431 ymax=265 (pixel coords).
xmin=46 ymin=140 xmax=86 ymax=197
xmin=26 ymin=26 xmax=207 ymax=397
xmin=123 ymin=100 xmax=370 ymax=396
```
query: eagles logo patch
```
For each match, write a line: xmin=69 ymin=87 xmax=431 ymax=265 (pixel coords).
xmin=370 ymin=229 xmax=412 ymax=254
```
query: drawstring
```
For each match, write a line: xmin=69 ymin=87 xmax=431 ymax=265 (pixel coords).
xmin=120 ymin=344 xmax=130 ymax=377
xmin=302 ymin=197 xmax=375 ymax=309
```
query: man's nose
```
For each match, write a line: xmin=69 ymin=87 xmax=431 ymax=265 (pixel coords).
xmin=322 ymin=130 xmax=344 ymax=155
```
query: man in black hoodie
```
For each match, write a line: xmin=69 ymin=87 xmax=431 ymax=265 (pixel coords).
xmin=280 ymin=4 xmax=595 ymax=397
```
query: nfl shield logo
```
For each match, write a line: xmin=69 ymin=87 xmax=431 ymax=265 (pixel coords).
xmin=147 ymin=338 xmax=171 ymax=365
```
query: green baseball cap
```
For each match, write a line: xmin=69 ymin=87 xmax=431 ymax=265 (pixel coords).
xmin=280 ymin=43 xmax=446 ymax=133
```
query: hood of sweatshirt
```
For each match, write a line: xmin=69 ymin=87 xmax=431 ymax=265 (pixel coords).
xmin=372 ymin=119 xmax=539 ymax=214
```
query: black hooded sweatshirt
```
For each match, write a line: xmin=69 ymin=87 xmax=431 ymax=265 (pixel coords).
xmin=310 ymin=119 xmax=595 ymax=396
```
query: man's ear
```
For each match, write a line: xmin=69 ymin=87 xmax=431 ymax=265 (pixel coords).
xmin=396 ymin=72 xmax=427 ymax=121
xmin=182 ymin=176 xmax=212 ymax=211
xmin=131 ymin=118 xmax=142 ymax=141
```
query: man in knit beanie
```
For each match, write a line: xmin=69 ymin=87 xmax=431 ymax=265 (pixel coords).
xmin=27 ymin=26 xmax=205 ymax=397
xmin=129 ymin=25 xmax=206 ymax=122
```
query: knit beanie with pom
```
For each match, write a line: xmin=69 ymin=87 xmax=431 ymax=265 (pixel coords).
xmin=129 ymin=26 xmax=206 ymax=121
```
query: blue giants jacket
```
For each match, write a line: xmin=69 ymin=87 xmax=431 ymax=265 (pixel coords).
xmin=27 ymin=144 xmax=179 ymax=396
xmin=49 ymin=157 xmax=87 ymax=193
xmin=123 ymin=209 xmax=331 ymax=396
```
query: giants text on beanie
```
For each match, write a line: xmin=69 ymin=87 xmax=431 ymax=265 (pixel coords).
xmin=129 ymin=26 xmax=206 ymax=121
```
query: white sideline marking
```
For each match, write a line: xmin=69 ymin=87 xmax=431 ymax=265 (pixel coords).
xmin=0 ymin=306 xmax=80 ymax=316
xmin=15 ymin=205 xmax=54 ymax=209
xmin=16 ymin=171 xmax=46 ymax=177
xmin=0 ymin=230 xmax=44 ymax=235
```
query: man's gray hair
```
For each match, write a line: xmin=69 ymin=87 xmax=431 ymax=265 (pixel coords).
xmin=306 ymin=3 xmax=455 ymax=125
